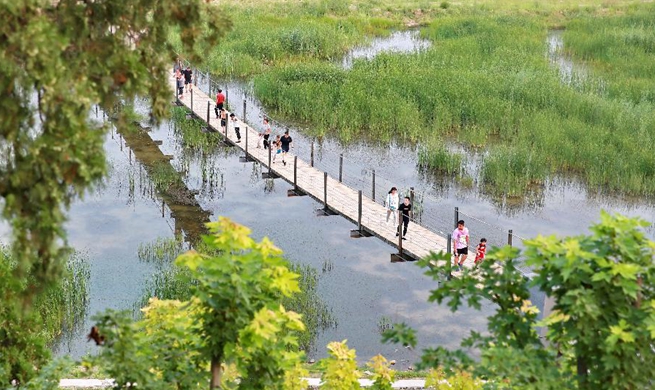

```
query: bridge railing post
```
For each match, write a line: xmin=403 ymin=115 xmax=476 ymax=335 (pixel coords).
xmin=294 ymin=156 xmax=298 ymax=190
xmin=409 ymin=187 xmax=415 ymax=220
xmin=339 ymin=154 xmax=343 ymax=183
xmin=206 ymin=101 xmax=210 ymax=124
xmin=358 ymin=190 xmax=362 ymax=232
xmin=208 ymin=75 xmax=211 ymax=96
xmin=372 ymin=169 xmax=376 ymax=201
xmin=245 ymin=126 xmax=249 ymax=157
xmin=323 ymin=172 xmax=328 ymax=211
xmin=243 ymin=99 xmax=247 ymax=120
xmin=454 ymin=206 xmax=459 ymax=229
xmin=310 ymin=141 xmax=315 ymax=167
xmin=398 ymin=211 xmax=403 ymax=257
xmin=225 ymin=86 xmax=229 ymax=110
xmin=268 ymin=144 xmax=272 ymax=174
xmin=447 ymin=234 xmax=452 ymax=281
xmin=190 ymin=89 xmax=193 ymax=112
xmin=508 ymin=229 xmax=513 ymax=247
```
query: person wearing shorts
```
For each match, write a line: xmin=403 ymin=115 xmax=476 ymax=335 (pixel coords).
xmin=183 ymin=66 xmax=193 ymax=93
xmin=452 ymin=220 xmax=469 ymax=271
xmin=215 ymin=89 xmax=225 ymax=118
xmin=229 ymin=113 xmax=241 ymax=142
xmin=280 ymin=130 xmax=293 ymax=166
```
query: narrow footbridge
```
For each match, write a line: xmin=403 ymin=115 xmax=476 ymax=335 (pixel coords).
xmin=173 ymin=75 xmax=448 ymax=262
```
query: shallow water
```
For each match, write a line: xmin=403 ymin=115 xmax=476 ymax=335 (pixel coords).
xmin=341 ymin=30 xmax=431 ymax=69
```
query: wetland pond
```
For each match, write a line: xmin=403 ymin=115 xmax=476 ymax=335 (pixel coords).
xmin=1 ymin=29 xmax=653 ymax=366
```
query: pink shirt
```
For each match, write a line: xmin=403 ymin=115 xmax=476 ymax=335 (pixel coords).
xmin=452 ymin=227 xmax=469 ymax=249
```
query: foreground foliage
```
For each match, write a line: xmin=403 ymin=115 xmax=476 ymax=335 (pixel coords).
xmin=386 ymin=212 xmax=655 ymax=389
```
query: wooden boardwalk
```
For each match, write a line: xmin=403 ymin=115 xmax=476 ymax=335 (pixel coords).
xmin=172 ymin=75 xmax=449 ymax=262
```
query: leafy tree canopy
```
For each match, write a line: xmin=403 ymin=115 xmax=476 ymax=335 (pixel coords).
xmin=0 ymin=0 xmax=229 ymax=298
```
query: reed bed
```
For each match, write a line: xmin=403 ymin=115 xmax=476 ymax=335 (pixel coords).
xmin=252 ymin=10 xmax=655 ymax=197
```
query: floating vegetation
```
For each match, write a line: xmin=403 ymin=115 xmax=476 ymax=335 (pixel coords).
xmin=322 ymin=258 xmax=334 ymax=273
xmin=283 ymin=263 xmax=337 ymax=352
xmin=377 ymin=316 xmax=393 ymax=334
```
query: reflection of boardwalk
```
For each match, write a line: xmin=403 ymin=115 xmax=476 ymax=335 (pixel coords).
xmin=117 ymin=124 xmax=211 ymax=244
xmin=173 ymin=75 xmax=448 ymax=261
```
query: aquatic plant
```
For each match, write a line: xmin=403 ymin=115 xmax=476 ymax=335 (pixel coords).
xmin=137 ymin=235 xmax=186 ymax=266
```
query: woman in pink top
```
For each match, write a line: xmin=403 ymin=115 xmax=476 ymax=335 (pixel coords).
xmin=452 ymin=220 xmax=469 ymax=271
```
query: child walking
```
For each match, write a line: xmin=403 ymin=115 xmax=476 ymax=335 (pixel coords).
xmin=474 ymin=238 xmax=487 ymax=265
xmin=272 ymin=135 xmax=282 ymax=163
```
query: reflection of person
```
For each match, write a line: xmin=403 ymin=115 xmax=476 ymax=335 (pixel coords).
xmin=395 ymin=196 xmax=412 ymax=240
xmin=385 ymin=187 xmax=399 ymax=226
xmin=475 ymin=238 xmax=487 ymax=264
xmin=452 ymin=220 xmax=469 ymax=271
xmin=280 ymin=130 xmax=293 ymax=166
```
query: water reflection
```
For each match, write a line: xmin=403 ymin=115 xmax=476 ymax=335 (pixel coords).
xmin=341 ymin=30 xmax=432 ymax=69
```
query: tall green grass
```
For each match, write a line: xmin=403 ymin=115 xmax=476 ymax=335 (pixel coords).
xmin=253 ymin=11 xmax=655 ymax=197
xmin=1 ymin=246 xmax=90 ymax=342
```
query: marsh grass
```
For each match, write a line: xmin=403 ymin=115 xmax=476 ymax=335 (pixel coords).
xmin=252 ymin=10 xmax=655 ymax=197
xmin=1 ymin=247 xmax=91 ymax=342
xmin=171 ymin=107 xmax=220 ymax=151
xmin=137 ymin=235 xmax=186 ymax=266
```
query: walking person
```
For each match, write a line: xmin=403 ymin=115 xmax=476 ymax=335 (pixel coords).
xmin=262 ymin=117 xmax=272 ymax=150
xmin=183 ymin=66 xmax=193 ymax=93
xmin=272 ymin=135 xmax=282 ymax=163
xmin=220 ymin=108 xmax=228 ymax=134
xmin=395 ymin=196 xmax=412 ymax=240
xmin=176 ymin=71 xmax=184 ymax=99
xmin=280 ymin=130 xmax=293 ymax=166
xmin=452 ymin=220 xmax=470 ymax=271
xmin=229 ymin=113 xmax=241 ymax=143
xmin=384 ymin=187 xmax=399 ymax=226
xmin=474 ymin=238 xmax=487 ymax=265
xmin=214 ymin=89 xmax=225 ymax=118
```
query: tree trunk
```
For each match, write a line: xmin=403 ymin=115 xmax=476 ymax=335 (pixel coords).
xmin=210 ymin=358 xmax=223 ymax=389
xmin=577 ymin=354 xmax=588 ymax=389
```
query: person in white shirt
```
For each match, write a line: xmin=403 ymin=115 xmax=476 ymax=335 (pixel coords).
xmin=385 ymin=187 xmax=399 ymax=226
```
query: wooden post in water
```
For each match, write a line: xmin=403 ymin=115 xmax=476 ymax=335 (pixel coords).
xmin=310 ymin=141 xmax=314 ymax=167
xmin=372 ymin=169 xmax=376 ymax=201
xmin=339 ymin=154 xmax=343 ymax=183
xmin=323 ymin=172 xmax=328 ymax=211
xmin=508 ymin=229 xmax=513 ymax=247
xmin=206 ymin=101 xmax=210 ymax=124
xmin=454 ymin=206 xmax=459 ymax=229
xmin=242 ymin=99 xmax=247 ymax=121
xmin=358 ymin=190 xmax=362 ymax=233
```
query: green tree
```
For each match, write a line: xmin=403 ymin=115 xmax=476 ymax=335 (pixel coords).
xmin=176 ymin=217 xmax=303 ymax=389
xmin=387 ymin=212 xmax=654 ymax=389
xmin=0 ymin=0 xmax=228 ymax=299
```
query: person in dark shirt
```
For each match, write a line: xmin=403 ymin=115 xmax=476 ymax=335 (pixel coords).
xmin=395 ymin=196 xmax=412 ymax=240
xmin=280 ymin=130 xmax=293 ymax=166
xmin=183 ymin=67 xmax=193 ymax=93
